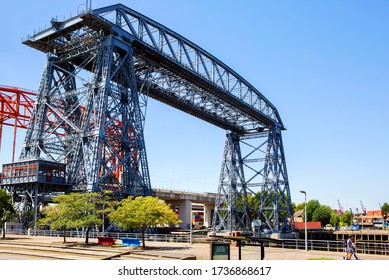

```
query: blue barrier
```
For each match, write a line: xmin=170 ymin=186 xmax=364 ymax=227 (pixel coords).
xmin=121 ymin=238 xmax=142 ymax=247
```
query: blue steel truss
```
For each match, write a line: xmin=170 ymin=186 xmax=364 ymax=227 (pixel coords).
xmin=17 ymin=3 xmax=294 ymax=233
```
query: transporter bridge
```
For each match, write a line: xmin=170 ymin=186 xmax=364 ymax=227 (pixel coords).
xmin=1 ymin=3 xmax=293 ymax=234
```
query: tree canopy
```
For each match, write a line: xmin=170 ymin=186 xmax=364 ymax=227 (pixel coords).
xmin=304 ymin=199 xmax=320 ymax=222
xmin=294 ymin=202 xmax=305 ymax=212
xmin=312 ymin=205 xmax=333 ymax=226
xmin=300 ymin=199 xmax=337 ymax=227
xmin=108 ymin=196 xmax=180 ymax=247
xmin=381 ymin=202 xmax=389 ymax=215
xmin=0 ymin=189 xmax=16 ymax=239
xmin=330 ymin=212 xmax=340 ymax=228
xmin=38 ymin=192 xmax=115 ymax=243
xmin=340 ymin=211 xmax=353 ymax=226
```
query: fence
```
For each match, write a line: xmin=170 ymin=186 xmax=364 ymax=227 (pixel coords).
xmin=266 ymin=238 xmax=389 ymax=256
xmin=2 ymin=228 xmax=205 ymax=243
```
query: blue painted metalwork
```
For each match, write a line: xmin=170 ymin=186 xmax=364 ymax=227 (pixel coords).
xmin=15 ymin=4 xmax=293 ymax=233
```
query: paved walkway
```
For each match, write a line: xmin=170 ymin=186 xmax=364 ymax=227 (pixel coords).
xmin=1 ymin=234 xmax=389 ymax=260
xmin=140 ymin=241 xmax=389 ymax=260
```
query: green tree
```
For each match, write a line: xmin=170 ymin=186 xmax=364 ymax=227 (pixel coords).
xmin=39 ymin=194 xmax=80 ymax=243
xmin=253 ymin=189 xmax=293 ymax=226
xmin=96 ymin=191 xmax=119 ymax=230
xmin=108 ymin=196 xmax=181 ymax=247
xmin=340 ymin=211 xmax=353 ymax=226
xmin=0 ymin=189 xmax=16 ymax=239
xmin=73 ymin=192 xmax=103 ymax=244
xmin=247 ymin=192 xmax=260 ymax=220
xmin=304 ymin=199 xmax=320 ymax=221
xmin=312 ymin=205 xmax=333 ymax=226
xmin=381 ymin=202 xmax=389 ymax=215
xmin=330 ymin=212 xmax=340 ymax=228
xmin=38 ymin=192 xmax=113 ymax=243
xmin=78 ymin=191 xmax=118 ymax=244
xmin=294 ymin=202 xmax=305 ymax=212
xmin=38 ymin=204 xmax=65 ymax=240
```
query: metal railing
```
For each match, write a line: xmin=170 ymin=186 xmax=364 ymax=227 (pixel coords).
xmin=266 ymin=238 xmax=389 ymax=256
xmin=3 ymin=229 xmax=388 ymax=256
xmin=3 ymin=229 xmax=206 ymax=244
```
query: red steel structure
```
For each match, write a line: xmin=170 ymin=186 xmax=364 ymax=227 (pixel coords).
xmin=0 ymin=85 xmax=36 ymax=162
xmin=0 ymin=85 xmax=126 ymax=182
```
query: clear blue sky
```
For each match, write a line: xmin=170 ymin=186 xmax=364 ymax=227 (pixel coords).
xmin=1 ymin=0 xmax=388 ymax=212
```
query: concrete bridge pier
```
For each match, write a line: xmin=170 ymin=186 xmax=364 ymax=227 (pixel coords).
xmin=203 ymin=203 xmax=214 ymax=228
xmin=170 ymin=199 xmax=192 ymax=229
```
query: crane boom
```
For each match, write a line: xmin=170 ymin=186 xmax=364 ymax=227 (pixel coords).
xmin=337 ymin=199 xmax=344 ymax=214
xmin=360 ymin=200 xmax=366 ymax=214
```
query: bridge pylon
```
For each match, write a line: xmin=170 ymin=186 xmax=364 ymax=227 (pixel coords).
xmin=212 ymin=133 xmax=251 ymax=234
xmin=18 ymin=32 xmax=152 ymax=197
xmin=212 ymin=126 xmax=294 ymax=235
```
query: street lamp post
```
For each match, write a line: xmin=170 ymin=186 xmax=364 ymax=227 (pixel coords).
xmin=300 ymin=190 xmax=307 ymax=251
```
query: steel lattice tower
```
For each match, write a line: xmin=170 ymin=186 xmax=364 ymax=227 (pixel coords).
xmin=212 ymin=133 xmax=251 ymax=232
xmin=212 ymin=127 xmax=293 ymax=234
xmin=19 ymin=31 xmax=152 ymax=197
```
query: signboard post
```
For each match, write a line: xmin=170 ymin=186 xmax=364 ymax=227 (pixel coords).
xmin=210 ymin=242 xmax=230 ymax=260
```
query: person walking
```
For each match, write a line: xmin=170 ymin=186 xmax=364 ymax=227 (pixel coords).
xmin=345 ymin=234 xmax=358 ymax=260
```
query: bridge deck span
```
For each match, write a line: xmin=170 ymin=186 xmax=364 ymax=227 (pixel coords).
xmin=23 ymin=4 xmax=283 ymax=134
